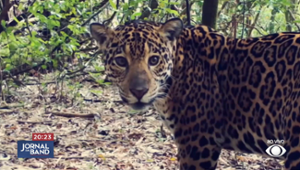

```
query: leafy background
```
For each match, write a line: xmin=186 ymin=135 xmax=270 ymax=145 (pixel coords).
xmin=0 ymin=0 xmax=298 ymax=169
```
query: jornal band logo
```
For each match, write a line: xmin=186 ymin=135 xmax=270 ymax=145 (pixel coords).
xmin=17 ymin=141 xmax=54 ymax=158
xmin=21 ymin=143 xmax=50 ymax=155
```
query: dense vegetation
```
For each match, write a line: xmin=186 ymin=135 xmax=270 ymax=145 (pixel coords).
xmin=0 ymin=0 xmax=299 ymax=100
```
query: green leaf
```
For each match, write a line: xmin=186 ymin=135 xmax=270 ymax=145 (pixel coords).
xmin=52 ymin=59 xmax=58 ymax=68
xmin=166 ymin=9 xmax=179 ymax=16
xmin=0 ymin=47 xmax=9 ymax=56
xmin=8 ymin=43 xmax=17 ymax=52
xmin=35 ymin=13 xmax=48 ymax=23
xmin=131 ymin=12 xmax=142 ymax=20
xmin=5 ymin=27 xmax=14 ymax=34
xmin=122 ymin=3 xmax=129 ymax=10
xmin=4 ymin=64 xmax=13 ymax=71
xmin=1 ymin=20 xmax=6 ymax=28
xmin=13 ymin=17 xmax=20 ymax=24
xmin=109 ymin=0 xmax=117 ymax=10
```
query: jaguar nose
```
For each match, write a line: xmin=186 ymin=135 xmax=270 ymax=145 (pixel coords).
xmin=130 ymin=88 xmax=149 ymax=100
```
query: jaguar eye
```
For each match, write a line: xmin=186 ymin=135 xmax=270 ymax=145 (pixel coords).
xmin=115 ymin=57 xmax=128 ymax=67
xmin=148 ymin=55 xmax=160 ymax=66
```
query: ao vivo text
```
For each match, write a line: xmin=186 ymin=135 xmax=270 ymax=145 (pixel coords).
xmin=267 ymin=139 xmax=284 ymax=144
xmin=17 ymin=133 xmax=54 ymax=158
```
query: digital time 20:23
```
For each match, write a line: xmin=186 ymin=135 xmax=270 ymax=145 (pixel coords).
xmin=32 ymin=133 xmax=54 ymax=141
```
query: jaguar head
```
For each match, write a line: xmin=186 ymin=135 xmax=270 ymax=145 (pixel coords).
xmin=90 ymin=18 xmax=183 ymax=110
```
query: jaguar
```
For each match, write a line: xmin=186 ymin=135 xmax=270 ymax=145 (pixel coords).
xmin=89 ymin=18 xmax=300 ymax=170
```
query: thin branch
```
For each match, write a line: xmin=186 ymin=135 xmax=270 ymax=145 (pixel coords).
xmin=103 ymin=0 xmax=119 ymax=26
xmin=17 ymin=120 xmax=52 ymax=124
xmin=247 ymin=5 xmax=262 ymax=37
xmin=139 ymin=0 xmax=159 ymax=20
xmin=180 ymin=1 xmax=195 ymax=25
xmin=218 ymin=1 xmax=229 ymax=17
xmin=77 ymin=47 xmax=98 ymax=52
xmin=25 ymin=12 xmax=32 ymax=37
xmin=287 ymin=9 xmax=300 ymax=31
xmin=236 ymin=21 xmax=264 ymax=36
xmin=83 ymin=98 xmax=123 ymax=104
xmin=47 ymin=110 xmax=99 ymax=118
xmin=81 ymin=0 xmax=109 ymax=26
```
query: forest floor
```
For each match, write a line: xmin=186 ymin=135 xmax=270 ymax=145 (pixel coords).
xmin=0 ymin=71 xmax=283 ymax=170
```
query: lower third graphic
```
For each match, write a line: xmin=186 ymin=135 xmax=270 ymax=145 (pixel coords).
xmin=265 ymin=139 xmax=286 ymax=157
xmin=17 ymin=141 xmax=54 ymax=158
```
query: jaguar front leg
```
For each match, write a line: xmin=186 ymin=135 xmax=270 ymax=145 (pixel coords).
xmin=177 ymin=139 xmax=222 ymax=170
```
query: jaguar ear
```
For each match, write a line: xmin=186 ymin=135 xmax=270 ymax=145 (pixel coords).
xmin=90 ymin=23 xmax=114 ymax=50
xmin=159 ymin=18 xmax=183 ymax=41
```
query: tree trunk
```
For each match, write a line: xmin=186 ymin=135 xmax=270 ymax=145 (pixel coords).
xmin=201 ymin=0 xmax=219 ymax=29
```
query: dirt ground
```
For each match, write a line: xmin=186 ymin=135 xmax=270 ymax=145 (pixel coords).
xmin=0 ymin=72 xmax=284 ymax=170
